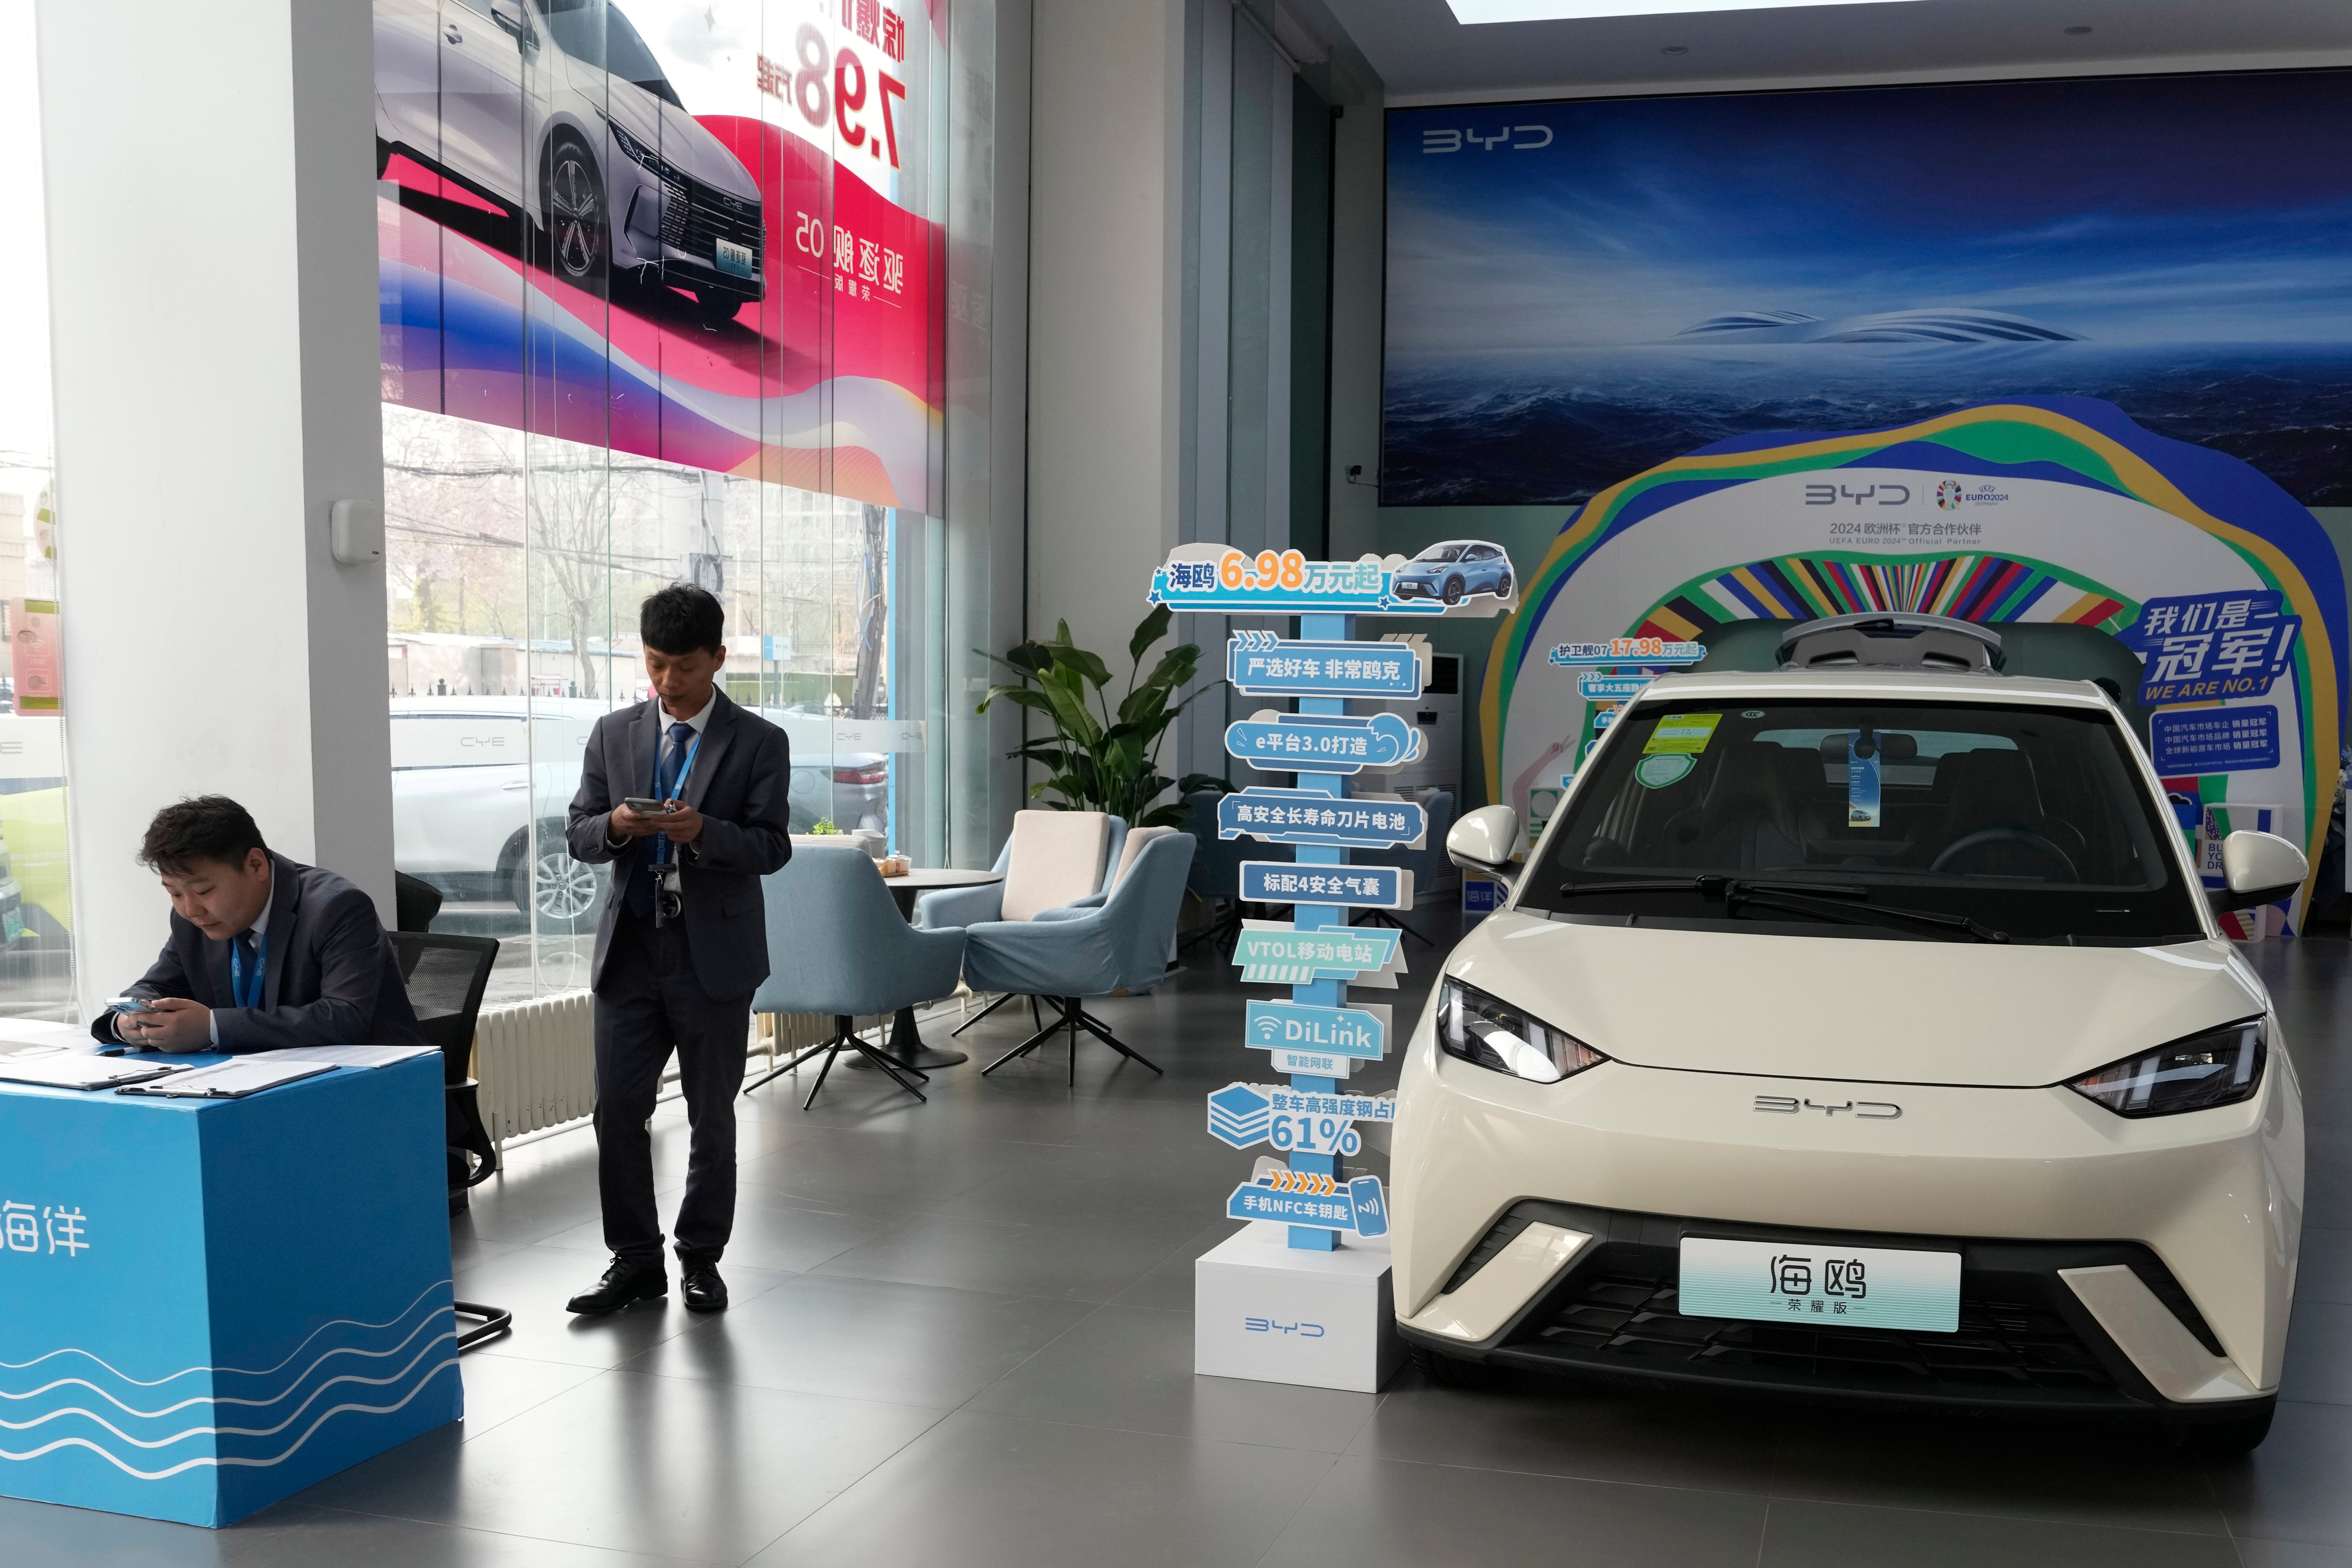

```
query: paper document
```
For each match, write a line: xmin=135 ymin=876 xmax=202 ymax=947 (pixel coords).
xmin=117 ymin=1059 xmax=339 ymax=1099
xmin=261 ymin=1044 xmax=440 ymax=1069
xmin=0 ymin=1053 xmax=195 ymax=1091
xmin=0 ymin=1017 xmax=101 ymax=1054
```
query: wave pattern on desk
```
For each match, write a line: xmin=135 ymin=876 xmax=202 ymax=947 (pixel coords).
xmin=0 ymin=1282 xmax=458 ymax=1480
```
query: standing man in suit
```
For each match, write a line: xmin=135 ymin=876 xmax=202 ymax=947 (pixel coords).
xmin=563 ymin=583 xmax=791 ymax=1316
xmin=98 ymin=796 xmax=422 ymax=1052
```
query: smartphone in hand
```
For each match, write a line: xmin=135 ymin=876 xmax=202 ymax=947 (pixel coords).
xmin=106 ymin=996 xmax=154 ymax=1015
xmin=621 ymin=797 xmax=674 ymax=815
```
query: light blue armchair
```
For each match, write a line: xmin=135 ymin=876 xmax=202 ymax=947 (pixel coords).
xmin=740 ymin=846 xmax=967 ymax=1108
xmin=918 ymin=810 xmax=1126 ymax=1040
xmin=964 ymin=833 xmax=1195 ymax=1083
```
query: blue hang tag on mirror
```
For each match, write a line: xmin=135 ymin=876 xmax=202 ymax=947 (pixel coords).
xmin=1846 ymin=732 xmax=1882 ymax=829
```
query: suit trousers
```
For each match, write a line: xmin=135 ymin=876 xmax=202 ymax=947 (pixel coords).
xmin=591 ymin=911 xmax=752 ymax=1267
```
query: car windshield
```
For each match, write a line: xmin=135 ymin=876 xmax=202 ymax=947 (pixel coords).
xmin=1523 ymin=698 xmax=2202 ymax=944
xmin=541 ymin=0 xmax=685 ymax=109
xmin=1413 ymin=544 xmax=1466 ymax=564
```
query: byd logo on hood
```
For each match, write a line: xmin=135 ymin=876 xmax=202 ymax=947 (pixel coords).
xmin=1423 ymin=126 xmax=1553 ymax=153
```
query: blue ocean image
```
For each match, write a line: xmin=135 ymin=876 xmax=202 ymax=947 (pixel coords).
xmin=1383 ymin=73 xmax=2352 ymax=507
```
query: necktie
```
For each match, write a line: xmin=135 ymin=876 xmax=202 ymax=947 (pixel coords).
xmin=233 ymin=931 xmax=260 ymax=1009
xmin=627 ymin=721 xmax=699 ymax=917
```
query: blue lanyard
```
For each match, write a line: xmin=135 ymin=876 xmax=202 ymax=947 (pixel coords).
xmin=230 ymin=929 xmax=268 ymax=1010
xmin=653 ymin=733 xmax=702 ymax=865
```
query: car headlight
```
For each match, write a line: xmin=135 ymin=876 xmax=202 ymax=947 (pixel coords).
xmin=607 ymin=119 xmax=673 ymax=179
xmin=2065 ymin=1018 xmax=2266 ymax=1117
xmin=1437 ymin=977 xmax=1607 ymax=1084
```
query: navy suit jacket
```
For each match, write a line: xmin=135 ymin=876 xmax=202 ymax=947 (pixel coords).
xmin=565 ymin=690 xmax=792 ymax=998
xmin=92 ymin=854 xmax=423 ymax=1052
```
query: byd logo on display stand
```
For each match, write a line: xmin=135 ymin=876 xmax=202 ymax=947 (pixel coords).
xmin=1245 ymin=1318 xmax=1326 ymax=1337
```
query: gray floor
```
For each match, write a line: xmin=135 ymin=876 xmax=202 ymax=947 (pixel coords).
xmin=12 ymin=921 xmax=2352 ymax=1566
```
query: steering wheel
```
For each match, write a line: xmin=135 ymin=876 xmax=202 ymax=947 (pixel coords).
xmin=1929 ymin=827 xmax=2079 ymax=882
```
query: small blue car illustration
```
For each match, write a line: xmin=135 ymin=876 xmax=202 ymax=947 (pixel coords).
xmin=1391 ymin=541 xmax=1514 ymax=605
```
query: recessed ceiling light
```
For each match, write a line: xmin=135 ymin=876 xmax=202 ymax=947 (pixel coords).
xmin=2064 ymin=24 xmax=2093 ymax=34
xmin=1446 ymin=0 xmax=1923 ymax=20
xmin=1661 ymin=44 xmax=1688 ymax=53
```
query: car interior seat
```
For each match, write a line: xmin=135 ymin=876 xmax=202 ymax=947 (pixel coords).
xmin=1665 ymin=742 xmax=1810 ymax=870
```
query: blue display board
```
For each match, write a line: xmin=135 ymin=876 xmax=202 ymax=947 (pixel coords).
xmin=0 ymin=1055 xmax=460 ymax=1527
xmin=1227 ymin=632 xmax=1423 ymax=698
xmin=1225 ymin=711 xmax=1422 ymax=775
xmin=1217 ymin=789 xmax=1426 ymax=850
xmin=1239 ymin=861 xmax=1407 ymax=910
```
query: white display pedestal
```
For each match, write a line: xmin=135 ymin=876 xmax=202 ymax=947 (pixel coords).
xmin=1194 ymin=1223 xmax=1403 ymax=1393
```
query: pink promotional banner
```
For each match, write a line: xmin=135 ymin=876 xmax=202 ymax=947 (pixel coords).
xmin=374 ymin=0 xmax=941 ymax=511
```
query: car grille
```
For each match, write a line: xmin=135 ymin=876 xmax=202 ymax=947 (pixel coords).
xmin=1528 ymin=1253 xmax=2115 ymax=1398
xmin=660 ymin=178 xmax=762 ymax=266
xmin=1419 ymin=1201 xmax=2225 ymax=1411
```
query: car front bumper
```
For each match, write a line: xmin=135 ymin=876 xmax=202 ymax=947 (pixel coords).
xmin=1389 ymin=1006 xmax=2305 ymax=1410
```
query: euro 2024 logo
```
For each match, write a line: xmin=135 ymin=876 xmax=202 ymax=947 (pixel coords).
xmin=1935 ymin=480 xmax=1965 ymax=511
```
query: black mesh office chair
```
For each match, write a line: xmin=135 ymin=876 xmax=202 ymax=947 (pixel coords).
xmin=391 ymin=931 xmax=510 ymax=1352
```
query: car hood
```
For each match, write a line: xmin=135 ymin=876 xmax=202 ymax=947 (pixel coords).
xmin=599 ymin=79 xmax=761 ymax=202
xmin=1447 ymin=912 xmax=2268 ymax=1088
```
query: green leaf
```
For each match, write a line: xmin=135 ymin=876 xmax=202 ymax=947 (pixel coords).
xmin=976 ymin=684 xmax=1053 ymax=716
xmin=1128 ymin=605 xmax=1172 ymax=668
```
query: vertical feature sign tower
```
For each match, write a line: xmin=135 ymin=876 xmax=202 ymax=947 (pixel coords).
xmin=1150 ymin=542 xmax=1516 ymax=1392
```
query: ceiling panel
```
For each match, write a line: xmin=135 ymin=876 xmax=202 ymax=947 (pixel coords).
xmin=1316 ymin=0 xmax=2352 ymax=101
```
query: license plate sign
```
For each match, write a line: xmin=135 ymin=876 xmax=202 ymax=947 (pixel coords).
xmin=1678 ymin=1236 xmax=1959 ymax=1333
xmin=714 ymin=238 xmax=756 ymax=278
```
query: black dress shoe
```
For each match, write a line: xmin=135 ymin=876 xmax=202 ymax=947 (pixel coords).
xmin=681 ymin=1263 xmax=729 ymax=1312
xmin=566 ymin=1257 xmax=667 ymax=1315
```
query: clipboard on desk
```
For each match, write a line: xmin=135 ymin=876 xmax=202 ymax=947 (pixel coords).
xmin=116 ymin=1059 xmax=340 ymax=1099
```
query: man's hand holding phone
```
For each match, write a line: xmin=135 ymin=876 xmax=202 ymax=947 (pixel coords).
xmin=611 ymin=798 xmax=673 ymax=839
xmin=113 ymin=996 xmax=213 ymax=1052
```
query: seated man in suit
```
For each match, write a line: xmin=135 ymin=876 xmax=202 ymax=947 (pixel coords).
xmin=95 ymin=795 xmax=423 ymax=1053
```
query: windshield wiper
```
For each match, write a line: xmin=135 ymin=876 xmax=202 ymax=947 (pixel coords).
xmin=1553 ymin=875 xmax=2008 ymax=944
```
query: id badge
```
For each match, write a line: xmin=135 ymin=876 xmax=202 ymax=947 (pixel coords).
xmin=652 ymin=861 xmax=683 ymax=925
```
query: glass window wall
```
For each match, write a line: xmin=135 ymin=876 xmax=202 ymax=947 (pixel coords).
xmin=375 ymin=0 xmax=971 ymax=1004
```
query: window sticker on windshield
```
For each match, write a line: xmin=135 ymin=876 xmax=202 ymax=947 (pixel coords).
xmin=1846 ymin=732 xmax=1882 ymax=828
xmin=1635 ymin=755 xmax=1696 ymax=790
xmin=1644 ymin=713 xmax=1722 ymax=756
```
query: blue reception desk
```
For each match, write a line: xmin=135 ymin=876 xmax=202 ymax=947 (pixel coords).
xmin=0 ymin=1052 xmax=462 ymax=1527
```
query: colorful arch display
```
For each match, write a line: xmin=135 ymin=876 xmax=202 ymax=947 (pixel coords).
xmin=1481 ymin=397 xmax=2346 ymax=924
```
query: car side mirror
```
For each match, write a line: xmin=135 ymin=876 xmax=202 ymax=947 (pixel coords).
xmin=490 ymin=0 xmax=535 ymax=45
xmin=2210 ymin=829 xmax=2307 ymax=915
xmin=1448 ymin=804 xmax=1520 ymax=890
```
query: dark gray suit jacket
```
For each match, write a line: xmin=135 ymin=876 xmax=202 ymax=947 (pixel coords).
xmin=93 ymin=854 xmax=423 ymax=1052
xmin=565 ymin=690 xmax=792 ymax=998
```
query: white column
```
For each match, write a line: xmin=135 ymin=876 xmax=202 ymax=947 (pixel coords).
xmin=1024 ymin=0 xmax=1190 ymax=664
xmin=39 ymin=0 xmax=393 ymax=1017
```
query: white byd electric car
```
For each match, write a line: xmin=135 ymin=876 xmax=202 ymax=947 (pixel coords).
xmin=1393 ymin=613 xmax=2306 ymax=1452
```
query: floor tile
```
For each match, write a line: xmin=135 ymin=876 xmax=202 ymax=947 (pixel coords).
xmin=811 ymin=1210 xmax=1202 ymax=1301
xmin=748 ymin=1410 xmax=1336 ymax=1568
xmin=1255 ymin=1453 xmax=1767 ymax=1567
xmin=449 ymin=1244 xmax=791 ymax=1369
xmin=1349 ymin=1369 xmax=1778 ymax=1495
xmin=536 ymin=1190 xmax=901 ymax=1275
xmin=450 ymin=1353 xmax=611 ymax=1440
xmin=293 ymin=1370 xmax=942 ymax=1564
xmin=2298 ymin=1230 xmax=2352 ymax=1306
xmin=626 ymin=1273 xmax=1096 ymax=1408
xmin=1768 ymin=1406 xmax=2227 ymax=1533
xmin=2209 ymin=1399 xmax=2352 ymax=1547
xmin=1112 ymin=1221 xmax=1245 ymax=1311
xmin=1755 ymin=1499 xmax=2239 ymax=1568
xmin=2284 ymin=1300 xmax=2352 ymax=1405
xmin=965 ymin=1302 xmax=1377 ymax=1451
xmin=729 ymin=1126 xmax=1043 ymax=1214
xmin=2241 ymin=1540 xmax=2352 ymax=1567
xmin=237 ymin=1505 xmax=694 ymax=1566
